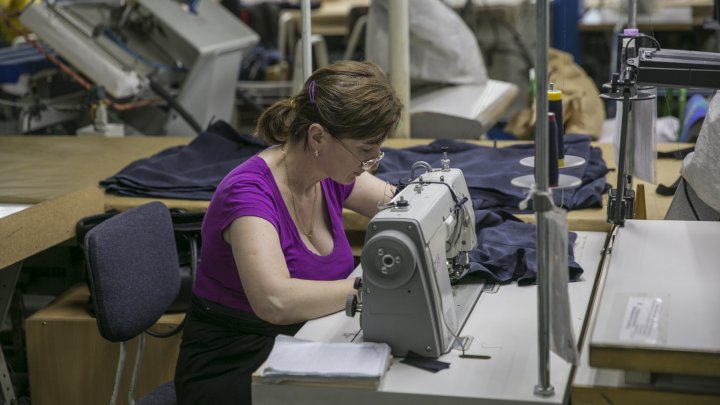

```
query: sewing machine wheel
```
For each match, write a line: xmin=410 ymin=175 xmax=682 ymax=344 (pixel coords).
xmin=361 ymin=230 xmax=418 ymax=289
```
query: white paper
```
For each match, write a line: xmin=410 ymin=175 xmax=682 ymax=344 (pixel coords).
xmin=547 ymin=207 xmax=579 ymax=365
xmin=262 ymin=335 xmax=391 ymax=380
xmin=619 ymin=297 xmax=663 ymax=344
xmin=614 ymin=89 xmax=657 ymax=184
xmin=0 ymin=204 xmax=31 ymax=219
xmin=366 ymin=0 xmax=488 ymax=86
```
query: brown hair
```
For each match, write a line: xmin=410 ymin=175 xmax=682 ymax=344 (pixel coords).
xmin=255 ymin=60 xmax=403 ymax=147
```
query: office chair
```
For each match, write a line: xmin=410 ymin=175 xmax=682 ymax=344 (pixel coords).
xmin=83 ymin=202 xmax=180 ymax=405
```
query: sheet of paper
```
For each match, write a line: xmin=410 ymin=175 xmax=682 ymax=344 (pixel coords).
xmin=0 ymin=204 xmax=31 ymax=219
xmin=548 ymin=207 xmax=579 ymax=365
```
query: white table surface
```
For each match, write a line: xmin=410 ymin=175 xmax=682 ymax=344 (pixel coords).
xmin=590 ymin=220 xmax=720 ymax=355
xmin=574 ymin=220 xmax=720 ymax=403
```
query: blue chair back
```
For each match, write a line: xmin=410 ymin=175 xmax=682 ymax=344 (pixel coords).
xmin=83 ymin=202 xmax=181 ymax=342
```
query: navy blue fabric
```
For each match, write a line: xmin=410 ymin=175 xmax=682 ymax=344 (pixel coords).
xmin=375 ymin=135 xmax=609 ymax=213
xmin=99 ymin=133 xmax=591 ymax=285
xmin=100 ymin=120 xmax=267 ymax=200
xmin=466 ymin=210 xmax=583 ymax=285
xmin=0 ymin=43 xmax=56 ymax=84
xmin=101 ymin=125 xmax=605 ymax=211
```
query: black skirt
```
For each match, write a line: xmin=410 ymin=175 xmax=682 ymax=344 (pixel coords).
xmin=174 ymin=295 xmax=303 ymax=405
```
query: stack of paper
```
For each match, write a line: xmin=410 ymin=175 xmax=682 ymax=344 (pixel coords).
xmin=260 ymin=335 xmax=391 ymax=388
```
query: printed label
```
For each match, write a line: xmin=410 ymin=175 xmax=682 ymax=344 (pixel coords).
xmin=619 ymin=297 xmax=663 ymax=344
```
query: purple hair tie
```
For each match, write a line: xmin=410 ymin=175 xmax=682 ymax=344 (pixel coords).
xmin=309 ymin=80 xmax=316 ymax=104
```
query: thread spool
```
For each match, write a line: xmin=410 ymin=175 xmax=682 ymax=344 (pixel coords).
xmin=548 ymin=112 xmax=559 ymax=187
xmin=548 ymin=83 xmax=565 ymax=167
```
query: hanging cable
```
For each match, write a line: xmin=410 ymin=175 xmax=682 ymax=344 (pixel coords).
xmin=148 ymin=77 xmax=203 ymax=134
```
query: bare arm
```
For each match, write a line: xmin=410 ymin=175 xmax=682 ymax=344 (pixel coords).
xmin=224 ymin=216 xmax=355 ymax=325
xmin=344 ymin=171 xmax=396 ymax=218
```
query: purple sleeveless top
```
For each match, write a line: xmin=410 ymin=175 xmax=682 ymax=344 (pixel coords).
xmin=193 ymin=154 xmax=356 ymax=313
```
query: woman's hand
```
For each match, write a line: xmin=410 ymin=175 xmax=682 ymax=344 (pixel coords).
xmin=345 ymin=172 xmax=396 ymax=218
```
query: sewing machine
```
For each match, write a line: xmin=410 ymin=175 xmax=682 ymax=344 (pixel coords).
xmin=17 ymin=0 xmax=257 ymax=135
xmin=345 ymin=155 xmax=482 ymax=358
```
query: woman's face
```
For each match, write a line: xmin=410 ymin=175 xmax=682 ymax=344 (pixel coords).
xmin=323 ymin=129 xmax=384 ymax=184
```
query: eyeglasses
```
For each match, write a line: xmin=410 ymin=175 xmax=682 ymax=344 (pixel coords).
xmin=331 ymin=134 xmax=384 ymax=171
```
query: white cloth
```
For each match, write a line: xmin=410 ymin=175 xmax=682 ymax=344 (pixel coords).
xmin=366 ymin=0 xmax=488 ymax=86
xmin=682 ymin=91 xmax=720 ymax=213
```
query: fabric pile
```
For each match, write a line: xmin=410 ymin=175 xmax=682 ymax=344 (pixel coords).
xmin=467 ymin=210 xmax=583 ymax=285
xmin=101 ymin=121 xmax=267 ymax=200
xmin=101 ymin=121 xmax=607 ymax=284
xmin=374 ymin=136 xmax=608 ymax=212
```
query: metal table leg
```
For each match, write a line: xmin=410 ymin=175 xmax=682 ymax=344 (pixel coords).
xmin=0 ymin=261 xmax=23 ymax=404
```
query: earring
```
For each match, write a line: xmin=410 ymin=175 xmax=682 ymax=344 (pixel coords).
xmin=314 ymin=150 xmax=319 ymax=157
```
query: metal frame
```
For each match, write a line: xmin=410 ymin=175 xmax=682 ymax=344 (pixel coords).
xmin=0 ymin=262 xmax=23 ymax=404
xmin=533 ymin=0 xmax=555 ymax=397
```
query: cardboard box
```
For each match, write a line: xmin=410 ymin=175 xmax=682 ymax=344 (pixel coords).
xmin=26 ymin=284 xmax=183 ymax=405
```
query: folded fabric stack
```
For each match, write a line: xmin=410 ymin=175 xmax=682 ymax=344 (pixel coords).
xmin=100 ymin=120 xmax=267 ymax=200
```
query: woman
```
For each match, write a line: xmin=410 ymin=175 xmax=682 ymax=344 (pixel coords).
xmin=175 ymin=60 xmax=403 ymax=404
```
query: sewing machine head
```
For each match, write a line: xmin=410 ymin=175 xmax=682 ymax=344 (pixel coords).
xmin=350 ymin=160 xmax=477 ymax=357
